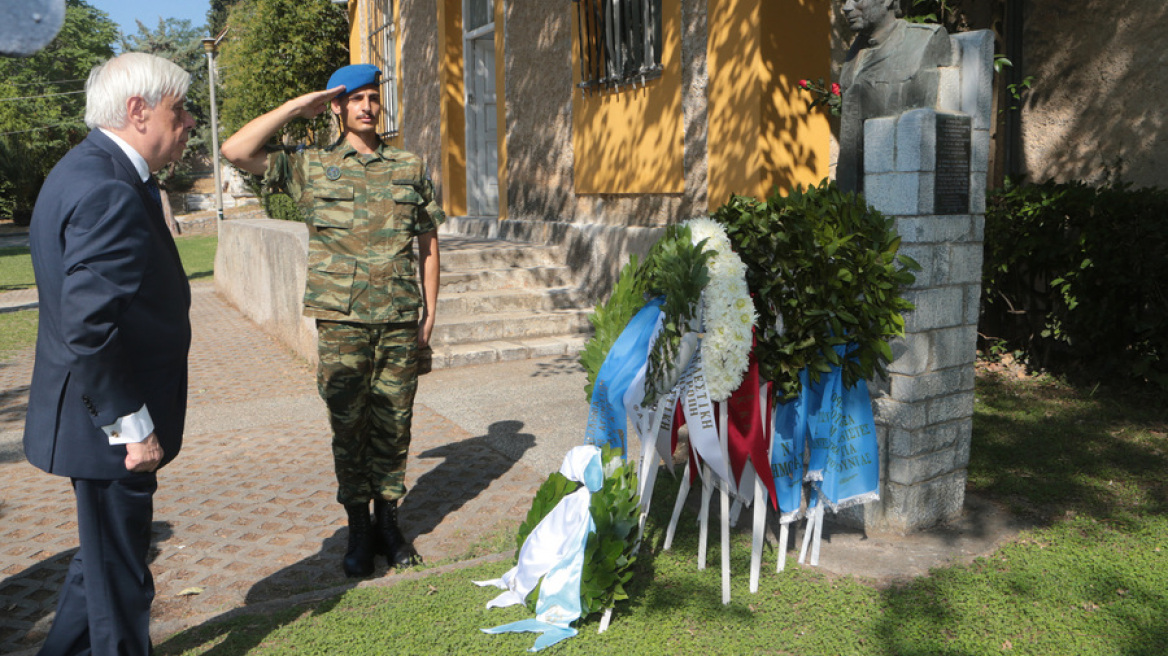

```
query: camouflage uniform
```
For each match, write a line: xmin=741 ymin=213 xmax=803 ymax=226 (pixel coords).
xmin=267 ymin=138 xmax=445 ymax=505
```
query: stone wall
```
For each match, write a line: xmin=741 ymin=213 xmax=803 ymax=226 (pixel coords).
xmin=398 ymin=0 xmax=444 ymax=196
xmin=213 ymin=219 xmax=318 ymax=364
xmin=1020 ymin=0 xmax=1168 ymax=188
xmin=838 ymin=31 xmax=992 ymax=535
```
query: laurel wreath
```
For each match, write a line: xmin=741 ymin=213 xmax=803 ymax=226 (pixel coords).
xmin=514 ymin=445 xmax=640 ymax=617
xmin=579 ymin=224 xmax=713 ymax=408
xmin=711 ymin=180 xmax=920 ymax=398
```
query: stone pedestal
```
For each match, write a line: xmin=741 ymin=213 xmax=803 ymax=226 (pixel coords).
xmin=843 ymin=30 xmax=993 ymax=534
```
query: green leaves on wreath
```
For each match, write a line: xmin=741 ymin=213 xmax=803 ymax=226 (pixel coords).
xmin=581 ymin=446 xmax=640 ymax=615
xmin=639 ymin=224 xmax=714 ymax=406
xmin=515 ymin=472 xmax=579 ymax=557
xmin=513 ymin=446 xmax=640 ymax=618
xmin=580 ymin=256 xmax=648 ymax=400
xmin=712 ymin=180 xmax=920 ymax=397
xmin=579 ymin=225 xmax=714 ymax=407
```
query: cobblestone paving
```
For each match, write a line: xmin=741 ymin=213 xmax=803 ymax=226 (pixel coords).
xmin=0 ymin=284 xmax=544 ymax=654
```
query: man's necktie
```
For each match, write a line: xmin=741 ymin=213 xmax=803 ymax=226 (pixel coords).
xmin=145 ymin=176 xmax=163 ymax=209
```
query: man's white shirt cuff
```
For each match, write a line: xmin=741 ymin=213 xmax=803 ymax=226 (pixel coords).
xmin=103 ymin=405 xmax=154 ymax=445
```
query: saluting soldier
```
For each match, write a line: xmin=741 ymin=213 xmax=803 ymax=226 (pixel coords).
xmin=222 ymin=64 xmax=443 ymax=577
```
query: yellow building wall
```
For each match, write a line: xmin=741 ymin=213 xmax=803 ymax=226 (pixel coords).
xmin=707 ymin=0 xmax=762 ymax=206
xmin=435 ymin=0 xmax=508 ymax=218
xmin=571 ymin=0 xmax=684 ymax=194
xmin=348 ymin=1 xmax=361 ymax=61
xmin=347 ymin=0 xmax=404 ymax=148
xmin=708 ymin=0 xmax=831 ymax=206
xmin=439 ymin=0 xmax=468 ymax=216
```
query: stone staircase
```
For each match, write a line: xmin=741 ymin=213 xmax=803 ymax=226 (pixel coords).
xmin=427 ymin=234 xmax=594 ymax=370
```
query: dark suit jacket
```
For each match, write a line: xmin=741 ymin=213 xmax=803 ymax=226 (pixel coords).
xmin=24 ymin=130 xmax=191 ymax=480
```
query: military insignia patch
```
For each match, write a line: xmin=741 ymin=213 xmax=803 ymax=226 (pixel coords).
xmin=325 ymin=166 xmax=341 ymax=181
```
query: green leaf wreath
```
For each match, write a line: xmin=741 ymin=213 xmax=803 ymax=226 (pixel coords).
xmin=514 ymin=445 xmax=640 ymax=617
xmin=578 ymin=224 xmax=714 ymax=406
xmin=712 ymin=180 xmax=920 ymax=398
xmin=639 ymin=224 xmax=714 ymax=405
xmin=579 ymin=256 xmax=648 ymax=401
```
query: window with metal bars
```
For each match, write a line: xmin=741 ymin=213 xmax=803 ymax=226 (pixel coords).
xmin=573 ymin=0 xmax=663 ymax=93
xmin=367 ymin=0 xmax=400 ymax=137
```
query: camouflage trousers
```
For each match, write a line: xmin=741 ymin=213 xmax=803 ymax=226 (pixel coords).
xmin=316 ymin=320 xmax=419 ymax=505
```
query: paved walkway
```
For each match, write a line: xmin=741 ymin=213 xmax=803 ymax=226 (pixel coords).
xmin=0 ymin=282 xmax=589 ymax=654
xmin=0 ymin=274 xmax=1027 ymax=655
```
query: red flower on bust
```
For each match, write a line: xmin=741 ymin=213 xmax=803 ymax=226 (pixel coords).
xmin=796 ymin=77 xmax=842 ymax=117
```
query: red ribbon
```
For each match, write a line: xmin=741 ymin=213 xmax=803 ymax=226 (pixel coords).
xmin=723 ymin=343 xmax=778 ymax=503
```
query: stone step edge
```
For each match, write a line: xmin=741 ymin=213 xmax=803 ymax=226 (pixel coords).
xmin=436 ymin=285 xmax=583 ymax=302
xmin=438 ymin=263 xmax=571 ymax=275
xmin=427 ymin=335 xmax=588 ymax=371
xmin=435 ymin=307 xmax=592 ymax=326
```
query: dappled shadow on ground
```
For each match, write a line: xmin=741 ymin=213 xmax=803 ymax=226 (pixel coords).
xmin=154 ymin=425 xmax=535 ymax=655
xmin=155 ymin=531 xmax=355 ymax=656
xmin=871 ymin=372 xmax=1168 ymax=655
xmin=968 ymin=373 xmax=1168 ymax=527
xmin=529 ymin=354 xmax=584 ymax=379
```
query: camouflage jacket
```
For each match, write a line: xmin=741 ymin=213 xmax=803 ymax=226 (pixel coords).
xmin=267 ymin=138 xmax=445 ymax=323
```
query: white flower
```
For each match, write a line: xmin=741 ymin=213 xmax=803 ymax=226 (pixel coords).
xmin=685 ymin=218 xmax=757 ymax=402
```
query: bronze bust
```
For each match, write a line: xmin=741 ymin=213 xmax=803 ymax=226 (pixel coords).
xmin=836 ymin=0 xmax=952 ymax=193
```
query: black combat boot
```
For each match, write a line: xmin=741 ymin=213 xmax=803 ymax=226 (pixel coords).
xmin=373 ymin=499 xmax=422 ymax=569
xmin=342 ymin=503 xmax=376 ymax=578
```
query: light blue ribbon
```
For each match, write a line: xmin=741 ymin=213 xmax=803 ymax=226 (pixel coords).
xmin=585 ymin=297 xmax=664 ymax=457
xmin=769 ymin=380 xmax=807 ymax=519
xmin=817 ymin=378 xmax=879 ymax=508
xmin=479 ymin=447 xmax=604 ymax=651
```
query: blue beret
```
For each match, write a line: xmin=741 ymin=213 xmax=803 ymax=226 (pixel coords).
xmin=327 ymin=64 xmax=381 ymax=95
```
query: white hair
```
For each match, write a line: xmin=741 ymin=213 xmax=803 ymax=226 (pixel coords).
xmin=84 ymin=52 xmax=191 ymax=130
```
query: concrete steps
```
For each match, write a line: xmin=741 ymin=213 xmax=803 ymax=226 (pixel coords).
xmin=427 ymin=234 xmax=593 ymax=371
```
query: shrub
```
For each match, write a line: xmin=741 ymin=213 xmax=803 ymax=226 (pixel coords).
xmin=982 ymin=179 xmax=1168 ymax=388
xmin=262 ymin=191 xmax=304 ymax=223
xmin=712 ymin=180 xmax=918 ymax=398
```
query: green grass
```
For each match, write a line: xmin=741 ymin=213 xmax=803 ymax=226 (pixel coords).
xmin=0 ymin=309 xmax=37 ymax=359
xmin=157 ymin=373 xmax=1168 ymax=656
xmin=0 ymin=235 xmax=216 ymax=291
xmin=0 ymin=236 xmax=217 ymax=360
xmin=0 ymin=246 xmax=36 ymax=291
xmin=176 ymin=235 xmax=217 ymax=281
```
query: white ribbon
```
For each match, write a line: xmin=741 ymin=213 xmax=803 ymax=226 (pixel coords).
xmin=475 ymin=446 xmax=604 ymax=651
xmin=679 ymin=351 xmax=735 ymax=495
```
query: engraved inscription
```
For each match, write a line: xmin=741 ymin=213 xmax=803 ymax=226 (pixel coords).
xmin=935 ymin=114 xmax=971 ymax=215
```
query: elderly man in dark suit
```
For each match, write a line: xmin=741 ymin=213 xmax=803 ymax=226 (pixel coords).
xmin=24 ymin=52 xmax=195 ymax=656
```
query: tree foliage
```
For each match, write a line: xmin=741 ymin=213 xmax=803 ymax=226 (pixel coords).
xmin=0 ymin=0 xmax=117 ymax=222
xmin=218 ymin=0 xmax=349 ymax=145
xmin=982 ymin=180 xmax=1168 ymax=389
xmin=207 ymin=0 xmax=243 ymax=39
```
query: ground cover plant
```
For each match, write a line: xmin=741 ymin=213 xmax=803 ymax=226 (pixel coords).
xmin=156 ymin=370 xmax=1168 ymax=656
xmin=176 ymin=235 xmax=218 ymax=281
xmin=0 ymin=236 xmax=216 ymax=291
xmin=0 ymin=309 xmax=37 ymax=360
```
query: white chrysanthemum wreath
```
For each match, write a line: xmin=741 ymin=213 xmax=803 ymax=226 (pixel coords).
xmin=685 ymin=218 xmax=757 ymax=402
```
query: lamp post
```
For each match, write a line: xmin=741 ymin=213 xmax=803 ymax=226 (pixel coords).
xmin=202 ymin=29 xmax=228 ymax=225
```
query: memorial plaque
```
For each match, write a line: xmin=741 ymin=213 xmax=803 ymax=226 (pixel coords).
xmin=934 ymin=114 xmax=971 ymax=214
